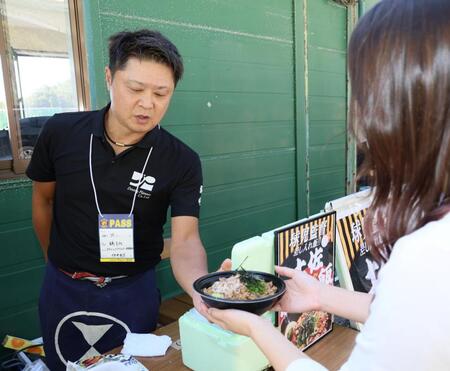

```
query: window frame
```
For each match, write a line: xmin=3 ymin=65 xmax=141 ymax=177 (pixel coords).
xmin=0 ymin=0 xmax=90 ymax=178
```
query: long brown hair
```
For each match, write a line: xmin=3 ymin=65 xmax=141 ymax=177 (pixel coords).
xmin=348 ymin=0 xmax=450 ymax=262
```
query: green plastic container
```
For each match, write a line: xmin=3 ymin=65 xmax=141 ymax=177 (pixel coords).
xmin=231 ymin=236 xmax=274 ymax=274
xmin=179 ymin=309 xmax=270 ymax=371
xmin=179 ymin=235 xmax=275 ymax=371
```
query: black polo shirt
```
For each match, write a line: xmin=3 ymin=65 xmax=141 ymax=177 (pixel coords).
xmin=26 ymin=104 xmax=202 ymax=276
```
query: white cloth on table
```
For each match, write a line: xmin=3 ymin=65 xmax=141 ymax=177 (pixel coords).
xmin=121 ymin=332 xmax=172 ymax=357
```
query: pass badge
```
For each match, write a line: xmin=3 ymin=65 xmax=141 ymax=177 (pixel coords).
xmin=98 ymin=214 xmax=135 ymax=262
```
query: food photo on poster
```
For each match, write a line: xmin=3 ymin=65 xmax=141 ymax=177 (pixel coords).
xmin=275 ymin=211 xmax=336 ymax=350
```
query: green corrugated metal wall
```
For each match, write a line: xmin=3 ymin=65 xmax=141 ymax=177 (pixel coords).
xmin=0 ymin=0 xmax=366 ymax=359
xmin=304 ymin=0 xmax=348 ymax=213
xmin=0 ymin=179 xmax=43 ymax=361
xmin=362 ymin=0 xmax=380 ymax=12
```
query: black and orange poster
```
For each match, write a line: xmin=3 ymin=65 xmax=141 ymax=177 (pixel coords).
xmin=336 ymin=209 xmax=379 ymax=293
xmin=275 ymin=211 xmax=336 ymax=351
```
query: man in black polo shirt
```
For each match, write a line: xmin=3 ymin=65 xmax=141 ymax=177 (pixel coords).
xmin=27 ymin=29 xmax=228 ymax=370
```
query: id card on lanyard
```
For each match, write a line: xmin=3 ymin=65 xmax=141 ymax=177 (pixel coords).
xmin=89 ymin=134 xmax=153 ymax=263
xmin=99 ymin=214 xmax=134 ymax=262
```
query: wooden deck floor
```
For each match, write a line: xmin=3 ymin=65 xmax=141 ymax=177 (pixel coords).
xmin=158 ymin=293 xmax=194 ymax=325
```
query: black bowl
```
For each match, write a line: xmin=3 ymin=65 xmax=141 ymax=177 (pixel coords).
xmin=193 ymin=270 xmax=286 ymax=315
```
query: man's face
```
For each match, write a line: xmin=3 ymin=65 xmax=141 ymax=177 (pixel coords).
xmin=105 ymin=58 xmax=175 ymax=136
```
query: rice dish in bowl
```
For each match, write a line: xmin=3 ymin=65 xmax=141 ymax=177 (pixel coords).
xmin=193 ymin=270 xmax=286 ymax=315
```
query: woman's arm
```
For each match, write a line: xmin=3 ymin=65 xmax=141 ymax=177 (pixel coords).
xmin=207 ymin=309 xmax=312 ymax=371
xmin=318 ymin=284 xmax=372 ymax=323
xmin=206 ymin=266 xmax=373 ymax=370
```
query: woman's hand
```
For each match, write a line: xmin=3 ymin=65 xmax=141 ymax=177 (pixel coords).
xmin=272 ymin=265 xmax=324 ymax=313
xmin=206 ymin=307 xmax=265 ymax=337
xmin=275 ymin=265 xmax=373 ymax=323
xmin=206 ymin=307 xmax=311 ymax=371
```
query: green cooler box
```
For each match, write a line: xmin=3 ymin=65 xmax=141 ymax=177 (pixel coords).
xmin=179 ymin=236 xmax=274 ymax=371
xmin=179 ymin=309 xmax=270 ymax=371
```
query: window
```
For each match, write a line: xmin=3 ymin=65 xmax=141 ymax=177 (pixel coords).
xmin=0 ymin=0 xmax=88 ymax=176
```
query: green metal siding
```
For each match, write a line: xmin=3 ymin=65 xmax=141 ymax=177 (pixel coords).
xmin=361 ymin=0 xmax=380 ymax=13
xmin=307 ymin=0 xmax=348 ymax=213
xmin=0 ymin=180 xmax=44 ymax=361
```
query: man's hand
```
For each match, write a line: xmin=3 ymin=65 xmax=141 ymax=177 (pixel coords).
xmin=193 ymin=258 xmax=232 ymax=317
xmin=218 ymin=258 xmax=232 ymax=272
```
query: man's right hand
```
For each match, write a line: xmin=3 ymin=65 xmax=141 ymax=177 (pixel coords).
xmin=194 ymin=258 xmax=232 ymax=317
xmin=218 ymin=258 xmax=232 ymax=272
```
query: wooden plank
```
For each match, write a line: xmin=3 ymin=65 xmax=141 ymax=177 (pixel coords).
xmin=307 ymin=325 xmax=358 ymax=371
xmin=165 ymin=91 xmax=294 ymax=125
xmin=201 ymin=175 xmax=295 ymax=220
xmin=174 ymin=294 xmax=193 ymax=306
xmin=310 ymin=170 xmax=346 ymax=195
xmin=309 ymin=96 xmax=346 ymax=121
xmin=308 ymin=46 xmax=346 ymax=74
xmin=0 ymin=180 xmax=32 ymax=223
xmin=0 ymin=266 xmax=44 ymax=312
xmin=0 ymin=223 xmax=42 ymax=269
xmin=158 ymin=298 xmax=193 ymax=326
xmin=109 ymin=323 xmax=358 ymax=371
xmin=309 ymin=70 xmax=346 ymax=98
xmin=309 ymin=145 xmax=346 ymax=171
xmin=309 ymin=121 xmax=346 ymax=147
xmin=202 ymin=149 xmax=295 ymax=188
xmin=98 ymin=0 xmax=293 ymax=41
xmin=171 ymin=121 xmax=294 ymax=158
xmin=179 ymin=59 xmax=293 ymax=94
xmin=199 ymin=202 xmax=295 ymax=249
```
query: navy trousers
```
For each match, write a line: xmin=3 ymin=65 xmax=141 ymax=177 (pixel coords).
xmin=39 ymin=262 xmax=160 ymax=371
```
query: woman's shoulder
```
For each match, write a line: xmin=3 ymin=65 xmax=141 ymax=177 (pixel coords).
xmin=392 ymin=212 xmax=450 ymax=258
xmin=374 ymin=211 xmax=450 ymax=303
xmin=376 ymin=211 xmax=450 ymax=297
xmin=346 ymin=213 xmax=450 ymax=371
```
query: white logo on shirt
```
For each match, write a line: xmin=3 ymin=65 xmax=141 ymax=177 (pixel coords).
xmin=198 ymin=185 xmax=203 ymax=205
xmin=129 ymin=171 xmax=156 ymax=192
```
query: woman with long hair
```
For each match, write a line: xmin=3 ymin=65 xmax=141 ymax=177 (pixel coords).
xmin=205 ymin=0 xmax=450 ymax=369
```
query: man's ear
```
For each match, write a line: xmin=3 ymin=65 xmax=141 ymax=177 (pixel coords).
xmin=105 ymin=66 xmax=112 ymax=90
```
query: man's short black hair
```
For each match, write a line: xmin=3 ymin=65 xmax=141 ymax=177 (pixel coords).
xmin=108 ymin=29 xmax=184 ymax=85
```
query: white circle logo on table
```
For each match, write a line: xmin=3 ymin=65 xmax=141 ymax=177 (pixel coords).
xmin=54 ymin=311 xmax=130 ymax=365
